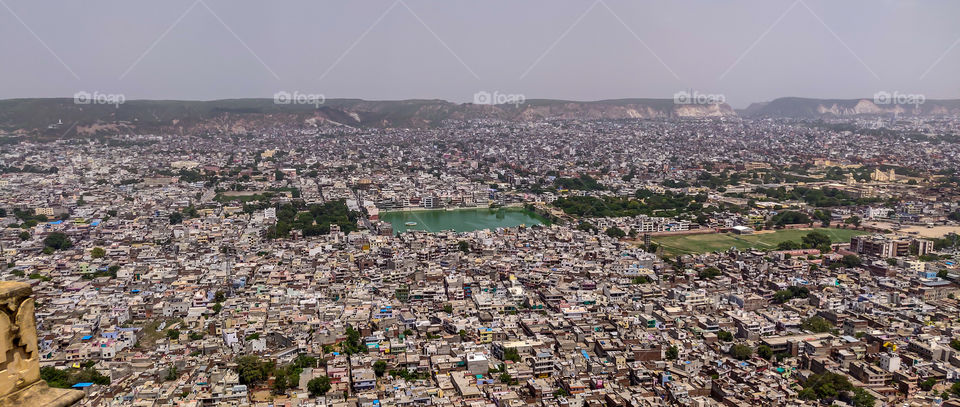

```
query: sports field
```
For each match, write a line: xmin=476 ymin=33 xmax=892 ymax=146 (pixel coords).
xmin=653 ymin=228 xmax=868 ymax=257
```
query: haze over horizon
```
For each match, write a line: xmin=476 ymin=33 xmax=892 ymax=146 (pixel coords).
xmin=2 ymin=0 xmax=960 ymax=108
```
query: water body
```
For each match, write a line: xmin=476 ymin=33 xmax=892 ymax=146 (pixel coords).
xmin=381 ymin=208 xmax=546 ymax=233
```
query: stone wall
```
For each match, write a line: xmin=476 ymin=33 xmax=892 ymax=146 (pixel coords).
xmin=0 ymin=281 xmax=82 ymax=407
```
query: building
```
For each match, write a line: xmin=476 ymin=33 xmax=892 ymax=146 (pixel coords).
xmin=850 ymin=235 xmax=933 ymax=258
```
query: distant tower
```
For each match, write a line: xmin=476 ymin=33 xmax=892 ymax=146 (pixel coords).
xmin=222 ymin=245 xmax=235 ymax=296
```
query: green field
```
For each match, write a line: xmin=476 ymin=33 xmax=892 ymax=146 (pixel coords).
xmin=653 ymin=228 xmax=867 ymax=257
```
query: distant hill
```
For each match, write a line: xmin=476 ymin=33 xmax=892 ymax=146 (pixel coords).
xmin=0 ymin=97 xmax=736 ymax=136
xmin=741 ymin=97 xmax=960 ymax=118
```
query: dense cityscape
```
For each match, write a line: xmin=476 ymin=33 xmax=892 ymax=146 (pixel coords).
xmin=1 ymin=115 xmax=959 ymax=406
xmin=3 ymin=1 xmax=960 ymax=406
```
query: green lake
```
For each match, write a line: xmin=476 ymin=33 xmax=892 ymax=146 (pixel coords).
xmin=381 ymin=208 xmax=547 ymax=233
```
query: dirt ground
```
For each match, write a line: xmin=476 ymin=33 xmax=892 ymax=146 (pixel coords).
xmin=865 ymin=222 xmax=960 ymax=238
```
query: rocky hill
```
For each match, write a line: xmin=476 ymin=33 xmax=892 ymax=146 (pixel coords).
xmin=0 ymin=98 xmax=736 ymax=136
xmin=741 ymin=97 xmax=960 ymax=118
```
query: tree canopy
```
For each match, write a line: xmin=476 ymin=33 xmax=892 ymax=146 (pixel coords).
xmin=801 ymin=316 xmax=834 ymax=333
xmin=266 ymin=200 xmax=360 ymax=239
xmin=308 ymin=376 xmax=331 ymax=397
xmin=43 ymin=232 xmax=73 ymax=251
xmin=730 ymin=344 xmax=752 ymax=360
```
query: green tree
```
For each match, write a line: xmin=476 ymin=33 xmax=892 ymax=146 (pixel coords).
xmin=730 ymin=344 xmax=752 ymax=360
xmin=166 ymin=329 xmax=180 ymax=340
xmin=576 ymin=221 xmax=597 ymax=233
xmin=631 ymin=276 xmax=652 ymax=284
xmin=698 ymin=267 xmax=722 ymax=280
xmin=91 ymin=247 xmax=106 ymax=259
xmin=40 ymin=366 xmax=71 ymax=388
xmin=801 ymin=316 xmax=834 ymax=333
xmin=801 ymin=372 xmax=853 ymax=401
xmin=272 ymin=372 xmax=288 ymax=394
xmin=169 ymin=212 xmax=183 ymax=225
xmin=342 ymin=325 xmax=364 ymax=354
xmin=845 ymin=216 xmax=861 ymax=227
xmin=373 ymin=360 xmax=387 ymax=377
xmin=183 ymin=206 xmax=199 ymax=219
xmin=773 ymin=290 xmax=794 ymax=303
xmin=307 ymin=376 xmax=331 ymax=397
xmin=757 ymin=345 xmax=773 ymax=360
xmin=457 ymin=241 xmax=470 ymax=253
xmin=666 ymin=345 xmax=679 ymax=360
xmin=42 ymin=365 xmax=110 ymax=388
xmin=798 ymin=387 xmax=817 ymax=400
xmin=503 ymin=347 xmax=521 ymax=362
xmin=850 ymin=387 xmax=876 ymax=407
xmin=841 ymin=254 xmax=862 ymax=268
xmin=800 ymin=231 xmax=831 ymax=248
xmin=165 ymin=366 xmax=178 ymax=381
xmin=72 ymin=367 xmax=110 ymax=385
xmin=777 ymin=240 xmax=801 ymax=250
xmin=18 ymin=231 xmax=30 ymax=241
xmin=43 ymin=232 xmax=73 ymax=250
xmin=499 ymin=372 xmax=515 ymax=384
xmin=292 ymin=354 xmax=317 ymax=369
xmin=801 ymin=231 xmax=832 ymax=252
xmin=605 ymin=227 xmax=626 ymax=239
xmin=814 ymin=210 xmax=832 ymax=227
xmin=235 ymin=355 xmax=268 ymax=385
xmin=717 ymin=330 xmax=733 ymax=342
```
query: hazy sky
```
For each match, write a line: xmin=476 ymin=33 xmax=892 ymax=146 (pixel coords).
xmin=1 ymin=0 xmax=959 ymax=107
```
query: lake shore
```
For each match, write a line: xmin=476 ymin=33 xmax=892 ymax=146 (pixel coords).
xmin=379 ymin=203 xmax=525 ymax=214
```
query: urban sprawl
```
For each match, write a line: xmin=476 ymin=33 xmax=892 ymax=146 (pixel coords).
xmin=3 ymin=116 xmax=960 ymax=407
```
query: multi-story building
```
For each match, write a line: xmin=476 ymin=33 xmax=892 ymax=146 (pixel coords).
xmin=850 ymin=235 xmax=932 ymax=258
